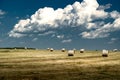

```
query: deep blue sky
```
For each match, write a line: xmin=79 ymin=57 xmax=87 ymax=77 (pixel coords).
xmin=0 ymin=0 xmax=120 ymax=50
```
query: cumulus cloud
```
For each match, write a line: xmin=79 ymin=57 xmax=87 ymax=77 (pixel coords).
xmin=9 ymin=0 xmax=120 ymax=39
xmin=61 ymin=39 xmax=72 ymax=43
xmin=110 ymin=11 xmax=120 ymax=19
xmin=81 ymin=23 xmax=112 ymax=39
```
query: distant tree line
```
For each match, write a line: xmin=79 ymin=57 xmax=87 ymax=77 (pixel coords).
xmin=0 ymin=47 xmax=36 ymax=50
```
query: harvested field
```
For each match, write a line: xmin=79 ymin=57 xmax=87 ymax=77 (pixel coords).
xmin=0 ymin=49 xmax=120 ymax=80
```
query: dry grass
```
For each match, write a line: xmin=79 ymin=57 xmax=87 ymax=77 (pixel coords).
xmin=0 ymin=49 xmax=120 ymax=80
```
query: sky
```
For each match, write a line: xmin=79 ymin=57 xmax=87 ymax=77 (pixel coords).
xmin=0 ymin=0 xmax=120 ymax=50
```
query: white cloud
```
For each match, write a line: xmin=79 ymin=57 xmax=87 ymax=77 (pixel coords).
xmin=9 ymin=0 xmax=120 ymax=39
xmin=51 ymin=34 xmax=56 ymax=38
xmin=110 ymin=11 xmax=120 ymax=19
xmin=113 ymin=18 xmax=120 ymax=28
xmin=62 ymin=39 xmax=72 ymax=43
xmin=111 ymin=38 xmax=117 ymax=41
xmin=108 ymin=38 xmax=118 ymax=44
xmin=86 ymin=22 xmax=97 ymax=29
xmin=98 ymin=4 xmax=112 ymax=10
xmin=0 ymin=10 xmax=5 ymax=15
xmin=81 ymin=11 xmax=120 ymax=39
xmin=9 ymin=32 xmax=26 ymax=38
xmin=38 ymin=31 xmax=55 ymax=36
xmin=16 ymin=17 xmax=19 ymax=19
xmin=32 ymin=38 xmax=38 ymax=41
xmin=57 ymin=35 xmax=64 ymax=39
xmin=81 ymin=23 xmax=112 ymax=39
xmin=0 ymin=10 xmax=5 ymax=19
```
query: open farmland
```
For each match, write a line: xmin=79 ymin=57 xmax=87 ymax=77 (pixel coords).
xmin=0 ymin=49 xmax=120 ymax=80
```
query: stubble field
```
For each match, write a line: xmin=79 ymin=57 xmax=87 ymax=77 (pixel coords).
xmin=0 ymin=49 xmax=120 ymax=80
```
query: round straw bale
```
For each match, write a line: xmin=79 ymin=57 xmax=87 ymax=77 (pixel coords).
xmin=80 ymin=49 xmax=85 ymax=53
xmin=61 ymin=48 xmax=65 ymax=52
xmin=68 ymin=50 xmax=74 ymax=56
xmin=50 ymin=48 xmax=54 ymax=52
xmin=47 ymin=48 xmax=50 ymax=50
xmin=25 ymin=47 xmax=27 ymax=50
xmin=113 ymin=49 xmax=118 ymax=52
xmin=102 ymin=49 xmax=108 ymax=57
